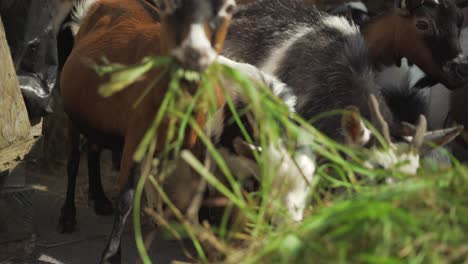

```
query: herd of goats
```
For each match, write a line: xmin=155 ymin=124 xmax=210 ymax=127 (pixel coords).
xmin=46 ymin=0 xmax=468 ymax=262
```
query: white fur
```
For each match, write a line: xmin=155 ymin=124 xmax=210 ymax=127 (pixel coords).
xmin=345 ymin=120 xmax=372 ymax=147
xmin=216 ymin=56 xmax=297 ymax=112
xmin=207 ymin=56 xmax=298 ymax=142
xmin=376 ymin=58 xmax=425 ymax=88
xmin=214 ymin=138 xmax=315 ymax=223
xmin=322 ymin=16 xmax=359 ymax=35
xmin=286 ymin=149 xmax=316 ymax=221
xmin=218 ymin=128 xmax=316 ymax=223
xmin=171 ymin=23 xmax=217 ymax=69
xmin=48 ymin=0 xmax=76 ymax=36
xmin=64 ymin=0 xmax=99 ymax=36
xmin=212 ymin=57 xmax=315 ymax=221
xmin=361 ymin=121 xmax=372 ymax=145
xmin=267 ymin=129 xmax=316 ymax=222
xmin=267 ymin=142 xmax=315 ymax=222
xmin=364 ymin=145 xmax=420 ymax=175
xmin=260 ymin=26 xmax=312 ymax=76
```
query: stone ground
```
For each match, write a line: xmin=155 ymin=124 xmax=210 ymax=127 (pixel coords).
xmin=3 ymin=135 xmax=191 ymax=264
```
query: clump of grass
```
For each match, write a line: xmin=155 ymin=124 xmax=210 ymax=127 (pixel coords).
xmin=95 ymin=56 xmax=468 ymax=264
xmin=233 ymin=165 xmax=468 ymax=264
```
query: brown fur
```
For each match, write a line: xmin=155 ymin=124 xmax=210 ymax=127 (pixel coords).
xmin=362 ymin=13 xmax=442 ymax=79
xmin=61 ymin=0 xmax=228 ymax=190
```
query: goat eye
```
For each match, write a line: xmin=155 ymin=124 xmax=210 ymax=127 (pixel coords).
xmin=225 ymin=4 xmax=235 ymax=15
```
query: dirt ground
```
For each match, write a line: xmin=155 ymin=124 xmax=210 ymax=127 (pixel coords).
xmin=4 ymin=127 xmax=190 ymax=264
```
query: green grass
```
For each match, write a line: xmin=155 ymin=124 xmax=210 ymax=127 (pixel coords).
xmin=94 ymin=56 xmax=468 ymax=264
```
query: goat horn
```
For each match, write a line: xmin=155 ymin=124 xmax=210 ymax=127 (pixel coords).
xmin=368 ymin=94 xmax=392 ymax=145
xmin=412 ymin=115 xmax=427 ymax=150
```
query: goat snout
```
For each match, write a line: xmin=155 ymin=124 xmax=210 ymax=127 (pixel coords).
xmin=172 ymin=46 xmax=216 ymax=71
xmin=185 ymin=47 xmax=216 ymax=71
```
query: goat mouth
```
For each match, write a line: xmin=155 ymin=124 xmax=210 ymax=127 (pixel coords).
xmin=180 ymin=76 xmax=201 ymax=92
xmin=176 ymin=60 xmax=209 ymax=72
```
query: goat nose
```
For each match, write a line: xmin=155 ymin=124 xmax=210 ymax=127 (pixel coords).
xmin=186 ymin=47 xmax=202 ymax=62
xmin=182 ymin=47 xmax=212 ymax=71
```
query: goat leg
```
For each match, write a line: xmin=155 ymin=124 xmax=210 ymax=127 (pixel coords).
xmin=87 ymin=142 xmax=114 ymax=216
xmin=100 ymin=165 xmax=137 ymax=264
xmin=58 ymin=120 xmax=80 ymax=233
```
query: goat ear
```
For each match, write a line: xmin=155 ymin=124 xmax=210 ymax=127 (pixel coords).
xmin=159 ymin=0 xmax=182 ymax=14
xmin=418 ymin=125 xmax=464 ymax=155
xmin=342 ymin=106 xmax=370 ymax=147
xmin=233 ymin=137 xmax=261 ymax=160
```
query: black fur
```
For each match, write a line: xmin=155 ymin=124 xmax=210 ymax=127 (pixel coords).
xmin=57 ymin=13 xmax=75 ymax=72
xmin=225 ymin=0 xmax=321 ymax=66
xmin=382 ymin=78 xmax=429 ymax=125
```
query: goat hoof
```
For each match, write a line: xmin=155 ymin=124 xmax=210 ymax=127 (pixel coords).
xmin=93 ymin=197 xmax=114 ymax=216
xmin=58 ymin=205 xmax=76 ymax=233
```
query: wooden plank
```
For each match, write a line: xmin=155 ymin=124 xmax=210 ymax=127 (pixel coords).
xmin=0 ymin=122 xmax=41 ymax=174
xmin=0 ymin=138 xmax=38 ymax=173
xmin=0 ymin=16 xmax=31 ymax=151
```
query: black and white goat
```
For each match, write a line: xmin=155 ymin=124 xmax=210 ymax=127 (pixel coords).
xmin=223 ymin=0 xmax=462 ymax=173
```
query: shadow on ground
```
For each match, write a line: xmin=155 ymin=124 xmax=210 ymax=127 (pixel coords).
xmin=6 ymin=137 xmax=190 ymax=264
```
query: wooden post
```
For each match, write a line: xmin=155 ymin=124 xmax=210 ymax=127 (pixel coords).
xmin=0 ymin=16 xmax=36 ymax=261
xmin=0 ymin=16 xmax=31 ymax=153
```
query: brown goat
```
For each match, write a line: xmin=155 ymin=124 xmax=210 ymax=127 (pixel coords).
xmin=60 ymin=0 xmax=235 ymax=262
